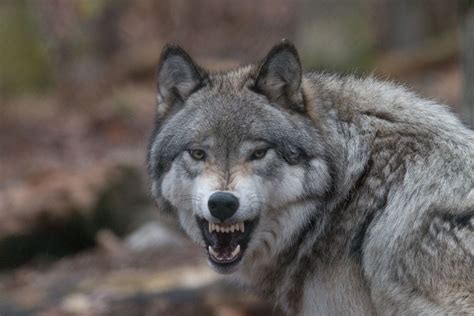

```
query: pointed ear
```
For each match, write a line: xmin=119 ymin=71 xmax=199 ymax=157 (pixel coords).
xmin=253 ymin=40 xmax=304 ymax=112
xmin=156 ymin=44 xmax=207 ymax=115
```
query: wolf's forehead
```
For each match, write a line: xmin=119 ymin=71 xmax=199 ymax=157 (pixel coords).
xmin=185 ymin=90 xmax=286 ymax=144
xmin=208 ymin=65 xmax=256 ymax=92
xmin=196 ymin=136 xmax=265 ymax=154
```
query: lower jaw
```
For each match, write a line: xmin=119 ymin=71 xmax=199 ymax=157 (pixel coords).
xmin=208 ymin=256 xmax=242 ymax=274
xmin=206 ymin=246 xmax=244 ymax=274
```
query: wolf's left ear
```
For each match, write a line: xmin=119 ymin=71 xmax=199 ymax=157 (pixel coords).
xmin=157 ymin=44 xmax=208 ymax=115
xmin=253 ymin=39 xmax=304 ymax=112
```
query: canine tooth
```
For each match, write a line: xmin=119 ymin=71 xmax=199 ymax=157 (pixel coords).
xmin=208 ymin=222 xmax=212 ymax=232
xmin=231 ymin=244 xmax=241 ymax=258
xmin=211 ymin=223 xmax=215 ymax=232
xmin=240 ymin=222 xmax=245 ymax=232
xmin=208 ymin=246 xmax=218 ymax=257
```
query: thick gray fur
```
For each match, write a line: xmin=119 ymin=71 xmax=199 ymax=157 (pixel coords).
xmin=147 ymin=40 xmax=474 ymax=315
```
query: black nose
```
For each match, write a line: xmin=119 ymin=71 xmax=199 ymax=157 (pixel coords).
xmin=208 ymin=192 xmax=239 ymax=221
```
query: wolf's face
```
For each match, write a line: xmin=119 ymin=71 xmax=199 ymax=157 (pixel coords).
xmin=148 ymin=41 xmax=331 ymax=274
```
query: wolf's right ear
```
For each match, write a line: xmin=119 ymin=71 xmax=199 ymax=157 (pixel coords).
xmin=156 ymin=44 xmax=207 ymax=116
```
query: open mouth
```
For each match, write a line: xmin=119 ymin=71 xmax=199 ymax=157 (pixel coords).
xmin=196 ymin=216 xmax=258 ymax=272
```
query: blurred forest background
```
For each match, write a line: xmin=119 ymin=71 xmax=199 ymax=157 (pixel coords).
xmin=0 ymin=0 xmax=473 ymax=315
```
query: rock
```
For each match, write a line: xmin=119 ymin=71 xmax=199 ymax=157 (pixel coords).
xmin=96 ymin=229 xmax=128 ymax=257
xmin=61 ymin=293 xmax=94 ymax=315
xmin=125 ymin=222 xmax=185 ymax=252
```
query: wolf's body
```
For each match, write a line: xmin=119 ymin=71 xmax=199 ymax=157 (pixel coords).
xmin=147 ymin=41 xmax=474 ymax=315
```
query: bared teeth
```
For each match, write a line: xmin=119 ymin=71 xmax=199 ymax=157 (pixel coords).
xmin=207 ymin=222 xmax=245 ymax=233
xmin=208 ymin=245 xmax=219 ymax=258
xmin=208 ymin=222 xmax=215 ymax=233
xmin=208 ymin=244 xmax=241 ymax=261
xmin=231 ymin=244 xmax=241 ymax=258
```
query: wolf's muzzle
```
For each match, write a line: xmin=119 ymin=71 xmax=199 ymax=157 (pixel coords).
xmin=208 ymin=192 xmax=239 ymax=221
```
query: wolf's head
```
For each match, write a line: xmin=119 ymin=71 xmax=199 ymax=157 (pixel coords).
xmin=147 ymin=40 xmax=332 ymax=274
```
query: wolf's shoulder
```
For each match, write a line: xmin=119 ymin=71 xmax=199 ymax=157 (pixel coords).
xmin=303 ymin=71 xmax=473 ymax=145
xmin=304 ymin=70 xmax=451 ymax=120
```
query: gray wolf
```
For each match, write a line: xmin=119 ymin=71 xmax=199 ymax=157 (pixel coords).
xmin=147 ymin=40 xmax=474 ymax=315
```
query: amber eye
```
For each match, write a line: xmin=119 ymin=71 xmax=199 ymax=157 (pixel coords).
xmin=250 ymin=148 xmax=268 ymax=160
xmin=188 ymin=149 xmax=206 ymax=161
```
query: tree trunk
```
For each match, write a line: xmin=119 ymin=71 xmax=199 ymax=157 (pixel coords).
xmin=461 ymin=0 xmax=474 ymax=127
